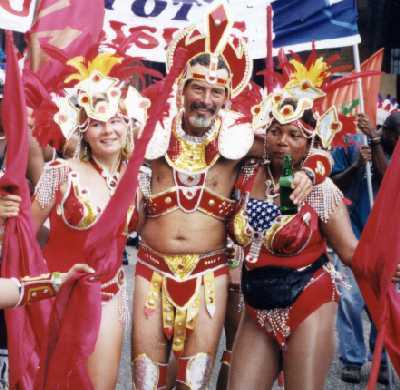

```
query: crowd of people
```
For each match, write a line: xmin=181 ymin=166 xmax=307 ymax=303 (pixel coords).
xmin=0 ymin=3 xmax=400 ymax=390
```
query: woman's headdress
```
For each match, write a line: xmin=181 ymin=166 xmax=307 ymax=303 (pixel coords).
xmin=252 ymin=47 xmax=374 ymax=150
xmin=27 ymin=41 xmax=156 ymax=151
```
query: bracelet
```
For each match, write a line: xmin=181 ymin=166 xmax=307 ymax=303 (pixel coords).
xmin=301 ymin=167 xmax=316 ymax=186
xmin=17 ymin=273 xmax=57 ymax=306
xmin=51 ymin=272 xmax=63 ymax=293
xmin=370 ymin=136 xmax=381 ymax=145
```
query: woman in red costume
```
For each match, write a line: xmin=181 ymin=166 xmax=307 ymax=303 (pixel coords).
xmin=29 ymin=50 xmax=150 ymax=389
xmin=227 ymin=87 xmax=400 ymax=388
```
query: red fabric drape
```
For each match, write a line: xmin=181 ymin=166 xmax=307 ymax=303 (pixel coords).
xmin=0 ymin=31 xmax=51 ymax=390
xmin=352 ymin=141 xmax=400 ymax=389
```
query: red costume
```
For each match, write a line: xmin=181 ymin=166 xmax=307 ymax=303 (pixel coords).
xmin=34 ymin=158 xmax=137 ymax=303
xmin=135 ymin=5 xmax=254 ymax=366
xmin=231 ymin=159 xmax=342 ymax=347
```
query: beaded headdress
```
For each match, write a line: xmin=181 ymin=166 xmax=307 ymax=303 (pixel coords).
xmin=251 ymin=48 xmax=361 ymax=150
xmin=166 ymin=3 xmax=252 ymax=99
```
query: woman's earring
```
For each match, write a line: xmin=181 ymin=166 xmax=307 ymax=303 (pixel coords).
xmin=80 ymin=142 xmax=89 ymax=161
xmin=122 ymin=124 xmax=134 ymax=160
xmin=263 ymin=133 xmax=271 ymax=165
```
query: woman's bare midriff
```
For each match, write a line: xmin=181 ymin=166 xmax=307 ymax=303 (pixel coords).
xmin=140 ymin=209 xmax=227 ymax=254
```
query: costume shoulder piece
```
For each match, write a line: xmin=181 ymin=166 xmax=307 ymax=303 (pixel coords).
xmin=145 ymin=120 xmax=173 ymax=160
xmin=34 ymin=158 xmax=71 ymax=208
xmin=144 ymin=84 xmax=177 ymax=160
xmin=218 ymin=110 xmax=254 ymax=160
xmin=305 ymin=177 xmax=343 ymax=223
xmin=145 ymin=109 xmax=254 ymax=162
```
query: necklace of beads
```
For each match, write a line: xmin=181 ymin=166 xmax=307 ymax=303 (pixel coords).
xmin=89 ymin=156 xmax=122 ymax=196
xmin=264 ymin=163 xmax=280 ymax=203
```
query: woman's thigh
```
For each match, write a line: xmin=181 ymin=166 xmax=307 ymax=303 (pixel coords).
xmin=87 ymin=295 xmax=124 ymax=390
xmin=228 ymin=310 xmax=281 ymax=390
xmin=283 ymin=302 xmax=337 ymax=390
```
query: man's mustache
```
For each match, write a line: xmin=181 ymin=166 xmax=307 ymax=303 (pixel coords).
xmin=190 ymin=102 xmax=216 ymax=115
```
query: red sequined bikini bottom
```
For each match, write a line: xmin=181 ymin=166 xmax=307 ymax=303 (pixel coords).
xmin=246 ymin=264 xmax=339 ymax=348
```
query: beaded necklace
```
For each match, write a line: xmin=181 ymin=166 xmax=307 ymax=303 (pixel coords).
xmin=264 ymin=163 xmax=280 ymax=203
xmin=89 ymin=156 xmax=122 ymax=196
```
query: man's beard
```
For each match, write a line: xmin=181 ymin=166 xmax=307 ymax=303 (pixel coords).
xmin=187 ymin=101 xmax=217 ymax=128
xmin=188 ymin=114 xmax=213 ymax=128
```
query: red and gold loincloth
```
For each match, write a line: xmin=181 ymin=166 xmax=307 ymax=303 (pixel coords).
xmin=246 ymin=263 xmax=339 ymax=348
xmin=136 ymin=242 xmax=228 ymax=354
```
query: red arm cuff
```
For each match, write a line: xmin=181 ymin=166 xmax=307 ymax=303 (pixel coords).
xmin=17 ymin=273 xmax=59 ymax=306
xmin=302 ymin=153 xmax=332 ymax=185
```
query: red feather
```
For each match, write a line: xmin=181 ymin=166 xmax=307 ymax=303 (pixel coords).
xmin=231 ymin=81 xmax=262 ymax=124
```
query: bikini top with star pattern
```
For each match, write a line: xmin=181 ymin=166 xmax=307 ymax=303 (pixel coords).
xmin=229 ymin=159 xmax=344 ymax=269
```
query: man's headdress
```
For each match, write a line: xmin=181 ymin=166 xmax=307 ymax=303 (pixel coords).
xmin=166 ymin=3 xmax=252 ymax=99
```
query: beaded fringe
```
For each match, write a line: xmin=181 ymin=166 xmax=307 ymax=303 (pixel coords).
xmin=0 ymin=348 xmax=8 ymax=390
xmin=138 ymin=165 xmax=152 ymax=198
xmin=34 ymin=162 xmax=70 ymax=208
xmin=305 ymin=177 xmax=343 ymax=223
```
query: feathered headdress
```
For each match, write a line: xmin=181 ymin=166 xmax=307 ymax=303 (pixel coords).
xmin=28 ymin=39 xmax=161 ymax=150
xmin=252 ymin=47 xmax=379 ymax=149
xmin=166 ymin=3 xmax=252 ymax=99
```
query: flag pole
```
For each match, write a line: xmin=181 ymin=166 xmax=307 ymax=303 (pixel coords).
xmin=265 ymin=4 xmax=274 ymax=93
xmin=352 ymin=43 xmax=374 ymax=207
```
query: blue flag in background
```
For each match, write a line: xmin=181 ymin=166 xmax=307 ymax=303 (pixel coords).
xmin=273 ymin=0 xmax=335 ymax=29
xmin=272 ymin=0 xmax=360 ymax=51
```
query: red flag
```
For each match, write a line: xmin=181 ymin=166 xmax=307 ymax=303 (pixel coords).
xmin=352 ymin=140 xmax=400 ymax=389
xmin=27 ymin=0 xmax=104 ymax=86
xmin=0 ymin=31 xmax=50 ymax=389
xmin=321 ymin=49 xmax=384 ymax=126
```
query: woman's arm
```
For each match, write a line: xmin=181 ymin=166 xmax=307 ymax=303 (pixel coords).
xmin=0 ymin=278 xmax=20 ymax=308
xmin=320 ymin=201 xmax=357 ymax=267
xmin=31 ymin=198 xmax=54 ymax=235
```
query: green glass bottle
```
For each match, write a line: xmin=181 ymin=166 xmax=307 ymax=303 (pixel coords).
xmin=279 ymin=154 xmax=298 ymax=215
